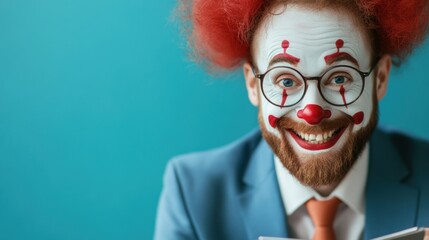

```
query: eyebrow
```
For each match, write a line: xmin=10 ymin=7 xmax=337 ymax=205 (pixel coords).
xmin=268 ymin=54 xmax=300 ymax=67
xmin=324 ymin=52 xmax=359 ymax=67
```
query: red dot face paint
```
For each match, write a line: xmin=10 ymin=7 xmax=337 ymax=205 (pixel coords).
xmin=281 ymin=40 xmax=289 ymax=51
xmin=336 ymin=39 xmax=344 ymax=48
xmin=353 ymin=111 xmax=364 ymax=125
xmin=268 ymin=115 xmax=279 ymax=128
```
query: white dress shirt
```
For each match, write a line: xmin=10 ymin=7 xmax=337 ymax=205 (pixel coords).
xmin=274 ymin=144 xmax=369 ymax=240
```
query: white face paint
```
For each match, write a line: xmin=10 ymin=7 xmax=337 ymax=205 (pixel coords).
xmin=253 ymin=4 xmax=375 ymax=154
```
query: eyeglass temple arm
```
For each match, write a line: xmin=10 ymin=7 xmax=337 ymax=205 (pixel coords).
xmin=364 ymin=57 xmax=382 ymax=77
xmin=251 ymin=67 xmax=263 ymax=79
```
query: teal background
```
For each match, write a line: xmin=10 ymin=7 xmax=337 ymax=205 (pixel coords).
xmin=0 ymin=0 xmax=428 ymax=239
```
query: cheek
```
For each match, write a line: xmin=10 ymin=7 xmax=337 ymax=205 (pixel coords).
xmin=260 ymin=95 xmax=294 ymax=134
xmin=340 ymin=81 xmax=375 ymax=132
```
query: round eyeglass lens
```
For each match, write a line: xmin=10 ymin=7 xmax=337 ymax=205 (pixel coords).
xmin=261 ymin=67 xmax=306 ymax=107
xmin=320 ymin=66 xmax=364 ymax=105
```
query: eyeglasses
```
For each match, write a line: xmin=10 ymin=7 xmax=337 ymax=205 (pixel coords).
xmin=252 ymin=63 xmax=378 ymax=108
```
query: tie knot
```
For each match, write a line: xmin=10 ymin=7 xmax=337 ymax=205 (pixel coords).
xmin=306 ymin=197 xmax=341 ymax=227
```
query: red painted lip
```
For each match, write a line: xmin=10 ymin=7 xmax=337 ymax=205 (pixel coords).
xmin=288 ymin=127 xmax=347 ymax=151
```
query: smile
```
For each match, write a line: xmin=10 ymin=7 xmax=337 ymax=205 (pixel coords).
xmin=288 ymin=127 xmax=347 ymax=150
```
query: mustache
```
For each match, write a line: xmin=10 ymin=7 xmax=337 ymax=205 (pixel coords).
xmin=276 ymin=114 xmax=354 ymax=133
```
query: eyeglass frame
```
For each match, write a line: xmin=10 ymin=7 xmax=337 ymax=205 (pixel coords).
xmin=252 ymin=61 xmax=379 ymax=108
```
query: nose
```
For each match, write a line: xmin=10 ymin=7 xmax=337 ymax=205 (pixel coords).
xmin=297 ymin=104 xmax=331 ymax=125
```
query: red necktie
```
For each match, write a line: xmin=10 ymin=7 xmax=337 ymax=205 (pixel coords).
xmin=305 ymin=197 xmax=341 ymax=240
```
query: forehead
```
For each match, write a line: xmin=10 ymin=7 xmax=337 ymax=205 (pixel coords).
xmin=253 ymin=4 xmax=372 ymax=73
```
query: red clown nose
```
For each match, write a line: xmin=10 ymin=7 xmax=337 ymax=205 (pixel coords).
xmin=297 ymin=104 xmax=331 ymax=125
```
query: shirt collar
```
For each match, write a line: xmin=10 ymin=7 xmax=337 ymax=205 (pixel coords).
xmin=275 ymin=144 xmax=369 ymax=216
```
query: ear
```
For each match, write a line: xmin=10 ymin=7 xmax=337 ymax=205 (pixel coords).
xmin=243 ymin=62 xmax=260 ymax=106
xmin=374 ymin=54 xmax=392 ymax=100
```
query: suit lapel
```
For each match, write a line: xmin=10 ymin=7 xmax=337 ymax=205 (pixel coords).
xmin=364 ymin=129 xmax=419 ymax=239
xmin=238 ymin=139 xmax=289 ymax=239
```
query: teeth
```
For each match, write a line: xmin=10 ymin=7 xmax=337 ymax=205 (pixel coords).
xmin=294 ymin=129 xmax=340 ymax=144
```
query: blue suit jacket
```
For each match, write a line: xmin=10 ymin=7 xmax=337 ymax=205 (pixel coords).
xmin=154 ymin=128 xmax=429 ymax=239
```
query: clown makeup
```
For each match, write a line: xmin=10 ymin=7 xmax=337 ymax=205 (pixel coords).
xmin=249 ymin=4 xmax=380 ymax=187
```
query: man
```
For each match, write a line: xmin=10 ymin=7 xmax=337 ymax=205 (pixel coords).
xmin=155 ymin=0 xmax=429 ymax=239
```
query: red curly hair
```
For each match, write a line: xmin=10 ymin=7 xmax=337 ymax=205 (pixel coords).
xmin=178 ymin=0 xmax=429 ymax=70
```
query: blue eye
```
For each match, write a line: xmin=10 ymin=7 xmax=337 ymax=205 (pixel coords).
xmin=334 ymin=76 xmax=346 ymax=84
xmin=281 ymin=78 xmax=294 ymax=87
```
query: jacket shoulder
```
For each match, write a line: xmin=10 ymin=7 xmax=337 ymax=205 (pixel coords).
xmin=375 ymin=127 xmax=429 ymax=181
xmin=155 ymin=130 xmax=263 ymax=239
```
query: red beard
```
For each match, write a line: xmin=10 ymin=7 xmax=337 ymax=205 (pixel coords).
xmin=259 ymin=98 xmax=378 ymax=187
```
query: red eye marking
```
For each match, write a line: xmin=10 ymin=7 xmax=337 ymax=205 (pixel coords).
xmin=268 ymin=115 xmax=279 ymax=128
xmin=297 ymin=104 xmax=332 ymax=125
xmin=339 ymin=85 xmax=348 ymax=108
xmin=353 ymin=112 xmax=364 ymax=125
xmin=273 ymin=40 xmax=300 ymax=65
xmin=280 ymin=89 xmax=288 ymax=108
xmin=324 ymin=39 xmax=358 ymax=66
